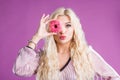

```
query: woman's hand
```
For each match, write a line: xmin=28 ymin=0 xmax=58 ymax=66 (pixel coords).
xmin=28 ymin=14 xmax=56 ymax=49
xmin=36 ymin=14 xmax=57 ymax=40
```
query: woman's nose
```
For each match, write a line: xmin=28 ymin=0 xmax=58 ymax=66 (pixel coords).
xmin=59 ymin=27 xmax=66 ymax=34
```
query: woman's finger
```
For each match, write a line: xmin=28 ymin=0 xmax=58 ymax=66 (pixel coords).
xmin=45 ymin=19 xmax=56 ymax=24
xmin=44 ymin=14 xmax=49 ymax=20
xmin=41 ymin=14 xmax=45 ymax=19
xmin=48 ymin=32 xmax=57 ymax=36
xmin=41 ymin=14 xmax=50 ymax=23
xmin=40 ymin=14 xmax=45 ymax=23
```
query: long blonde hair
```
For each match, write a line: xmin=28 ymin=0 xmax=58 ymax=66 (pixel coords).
xmin=36 ymin=7 xmax=95 ymax=80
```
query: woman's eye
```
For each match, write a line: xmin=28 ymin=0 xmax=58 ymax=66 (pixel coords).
xmin=66 ymin=24 xmax=71 ymax=28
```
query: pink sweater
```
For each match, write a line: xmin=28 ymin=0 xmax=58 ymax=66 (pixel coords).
xmin=13 ymin=46 xmax=120 ymax=80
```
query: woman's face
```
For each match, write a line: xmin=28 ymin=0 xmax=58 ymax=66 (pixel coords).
xmin=54 ymin=15 xmax=74 ymax=44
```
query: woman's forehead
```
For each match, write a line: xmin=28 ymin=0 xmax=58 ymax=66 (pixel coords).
xmin=57 ymin=15 xmax=71 ymax=23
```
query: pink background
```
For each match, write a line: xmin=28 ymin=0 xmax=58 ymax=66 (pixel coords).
xmin=0 ymin=0 xmax=120 ymax=80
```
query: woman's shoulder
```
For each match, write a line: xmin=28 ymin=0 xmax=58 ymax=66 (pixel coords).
xmin=87 ymin=45 xmax=101 ymax=57
xmin=86 ymin=45 xmax=105 ymax=65
xmin=87 ymin=46 xmax=120 ymax=78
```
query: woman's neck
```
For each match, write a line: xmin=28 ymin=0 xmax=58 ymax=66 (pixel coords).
xmin=56 ymin=42 xmax=71 ymax=54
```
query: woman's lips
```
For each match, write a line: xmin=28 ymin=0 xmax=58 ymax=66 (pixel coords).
xmin=59 ymin=36 xmax=66 ymax=40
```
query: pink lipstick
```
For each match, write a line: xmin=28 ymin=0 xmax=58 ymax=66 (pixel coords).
xmin=59 ymin=36 xmax=66 ymax=40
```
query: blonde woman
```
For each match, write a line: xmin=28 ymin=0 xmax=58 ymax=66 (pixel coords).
xmin=13 ymin=7 xmax=120 ymax=80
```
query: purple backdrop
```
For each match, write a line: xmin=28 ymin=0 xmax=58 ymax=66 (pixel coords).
xmin=0 ymin=0 xmax=120 ymax=80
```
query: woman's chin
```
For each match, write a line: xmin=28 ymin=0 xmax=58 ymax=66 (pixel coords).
xmin=57 ymin=40 xmax=71 ymax=45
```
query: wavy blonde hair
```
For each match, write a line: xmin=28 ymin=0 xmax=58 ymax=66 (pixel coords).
xmin=36 ymin=7 xmax=95 ymax=80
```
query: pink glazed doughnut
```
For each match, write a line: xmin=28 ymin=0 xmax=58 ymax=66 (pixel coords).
xmin=49 ymin=20 xmax=61 ymax=33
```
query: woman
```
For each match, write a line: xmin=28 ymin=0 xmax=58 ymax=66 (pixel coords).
xmin=13 ymin=7 xmax=120 ymax=80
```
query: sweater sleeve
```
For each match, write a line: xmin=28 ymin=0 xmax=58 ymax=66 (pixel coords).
xmin=12 ymin=47 xmax=40 ymax=77
xmin=88 ymin=46 xmax=120 ymax=80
